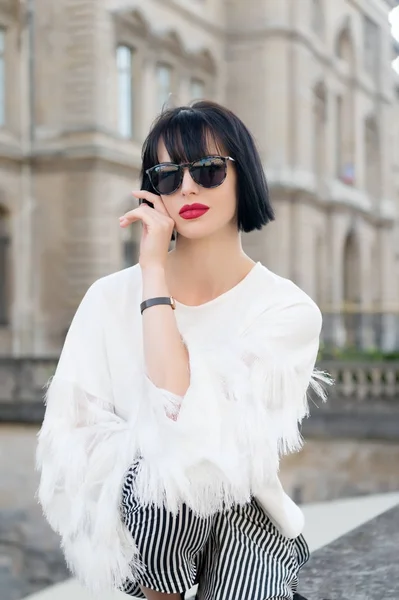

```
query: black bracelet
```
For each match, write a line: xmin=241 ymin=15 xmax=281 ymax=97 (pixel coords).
xmin=140 ymin=296 xmax=176 ymax=314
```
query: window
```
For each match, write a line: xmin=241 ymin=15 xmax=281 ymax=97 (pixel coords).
xmin=117 ymin=45 xmax=134 ymax=138
xmin=121 ymin=210 xmax=139 ymax=268
xmin=336 ymin=95 xmax=343 ymax=177
xmin=336 ymin=27 xmax=353 ymax=64
xmin=313 ymin=83 xmax=326 ymax=184
xmin=363 ymin=16 xmax=380 ymax=80
xmin=0 ymin=29 xmax=5 ymax=127
xmin=0 ymin=206 xmax=10 ymax=326
xmin=156 ymin=64 xmax=172 ymax=112
xmin=336 ymin=89 xmax=355 ymax=184
xmin=190 ymin=78 xmax=205 ymax=101
xmin=123 ymin=235 xmax=139 ymax=268
xmin=364 ymin=116 xmax=380 ymax=202
xmin=336 ymin=94 xmax=355 ymax=184
xmin=312 ymin=0 xmax=324 ymax=36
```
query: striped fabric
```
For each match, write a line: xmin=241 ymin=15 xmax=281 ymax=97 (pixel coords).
xmin=120 ymin=464 xmax=309 ymax=600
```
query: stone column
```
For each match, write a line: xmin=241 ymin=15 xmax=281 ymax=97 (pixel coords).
xmin=379 ymin=226 xmax=398 ymax=351
xmin=325 ymin=212 xmax=347 ymax=348
xmin=140 ymin=58 xmax=157 ymax=139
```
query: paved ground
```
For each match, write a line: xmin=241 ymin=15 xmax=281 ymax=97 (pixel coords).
xmin=1 ymin=423 xmax=399 ymax=600
xmin=300 ymin=503 xmax=399 ymax=599
xmin=21 ymin=492 xmax=399 ymax=600
xmin=0 ymin=425 xmax=69 ymax=599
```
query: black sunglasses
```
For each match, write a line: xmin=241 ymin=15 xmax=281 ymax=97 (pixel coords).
xmin=146 ymin=155 xmax=235 ymax=196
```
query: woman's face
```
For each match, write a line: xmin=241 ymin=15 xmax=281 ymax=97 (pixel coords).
xmin=156 ymin=138 xmax=238 ymax=240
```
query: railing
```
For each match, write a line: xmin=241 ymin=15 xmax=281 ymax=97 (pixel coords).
xmin=0 ymin=357 xmax=56 ymax=422
xmin=305 ymin=360 xmax=399 ymax=441
xmin=1 ymin=358 xmax=399 ymax=428
xmin=321 ymin=310 xmax=399 ymax=352
xmin=318 ymin=360 xmax=399 ymax=400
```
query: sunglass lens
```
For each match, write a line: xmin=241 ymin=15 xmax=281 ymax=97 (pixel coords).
xmin=151 ymin=165 xmax=181 ymax=195
xmin=191 ymin=157 xmax=226 ymax=188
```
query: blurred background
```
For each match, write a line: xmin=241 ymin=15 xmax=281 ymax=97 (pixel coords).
xmin=0 ymin=0 xmax=399 ymax=599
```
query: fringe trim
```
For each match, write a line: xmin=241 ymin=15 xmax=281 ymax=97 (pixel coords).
xmin=36 ymin=343 xmax=333 ymax=589
xmin=36 ymin=377 xmax=145 ymax=592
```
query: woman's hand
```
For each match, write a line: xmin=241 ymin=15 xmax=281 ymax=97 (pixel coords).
xmin=121 ymin=191 xmax=189 ymax=400
xmin=119 ymin=190 xmax=175 ymax=270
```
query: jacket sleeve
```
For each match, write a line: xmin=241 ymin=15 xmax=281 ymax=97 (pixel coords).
xmin=132 ymin=295 xmax=332 ymax=520
xmin=36 ymin=281 xmax=144 ymax=592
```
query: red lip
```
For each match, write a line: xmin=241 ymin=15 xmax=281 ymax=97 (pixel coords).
xmin=179 ymin=203 xmax=210 ymax=215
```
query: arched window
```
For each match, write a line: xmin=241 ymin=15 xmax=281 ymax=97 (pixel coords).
xmin=117 ymin=45 xmax=135 ymax=138
xmin=363 ymin=16 xmax=380 ymax=82
xmin=312 ymin=0 xmax=324 ymax=37
xmin=313 ymin=82 xmax=327 ymax=186
xmin=190 ymin=78 xmax=205 ymax=101
xmin=369 ymin=237 xmax=382 ymax=347
xmin=364 ymin=115 xmax=380 ymax=203
xmin=335 ymin=25 xmax=355 ymax=65
xmin=121 ymin=224 xmax=139 ymax=268
xmin=343 ymin=230 xmax=361 ymax=347
xmin=156 ymin=63 xmax=173 ymax=113
xmin=335 ymin=24 xmax=356 ymax=185
xmin=315 ymin=234 xmax=324 ymax=307
xmin=0 ymin=28 xmax=5 ymax=127
xmin=0 ymin=204 xmax=10 ymax=326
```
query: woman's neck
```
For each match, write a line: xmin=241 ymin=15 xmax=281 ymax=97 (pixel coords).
xmin=166 ymin=229 xmax=255 ymax=305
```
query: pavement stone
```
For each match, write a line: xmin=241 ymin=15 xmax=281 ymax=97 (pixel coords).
xmin=0 ymin=509 xmax=69 ymax=600
xmin=299 ymin=504 xmax=399 ymax=599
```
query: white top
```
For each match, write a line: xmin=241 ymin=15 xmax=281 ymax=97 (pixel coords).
xmin=36 ymin=262 xmax=330 ymax=592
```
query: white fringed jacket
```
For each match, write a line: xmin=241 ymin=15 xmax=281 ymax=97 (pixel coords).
xmin=36 ymin=262 xmax=329 ymax=592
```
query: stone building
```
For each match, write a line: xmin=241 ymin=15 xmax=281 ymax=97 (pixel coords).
xmin=0 ymin=0 xmax=398 ymax=357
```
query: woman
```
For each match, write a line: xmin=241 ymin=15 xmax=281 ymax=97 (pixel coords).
xmin=36 ymin=101 xmax=329 ymax=600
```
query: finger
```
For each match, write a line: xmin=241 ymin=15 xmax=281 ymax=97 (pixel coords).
xmin=120 ymin=204 xmax=164 ymax=224
xmin=132 ymin=190 xmax=169 ymax=217
xmin=119 ymin=205 xmax=172 ymax=228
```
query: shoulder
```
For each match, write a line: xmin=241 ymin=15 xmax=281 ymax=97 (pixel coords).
xmin=83 ymin=264 xmax=142 ymax=310
xmin=249 ymin=263 xmax=322 ymax=336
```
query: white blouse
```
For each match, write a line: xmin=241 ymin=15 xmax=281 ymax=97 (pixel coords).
xmin=36 ymin=262 xmax=330 ymax=592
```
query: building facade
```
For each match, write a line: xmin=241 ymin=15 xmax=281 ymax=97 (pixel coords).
xmin=0 ymin=0 xmax=398 ymax=357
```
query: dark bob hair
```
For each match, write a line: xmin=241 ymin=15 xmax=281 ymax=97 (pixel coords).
xmin=140 ymin=101 xmax=274 ymax=233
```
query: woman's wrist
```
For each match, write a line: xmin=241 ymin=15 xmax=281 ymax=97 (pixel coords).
xmin=141 ymin=265 xmax=170 ymax=300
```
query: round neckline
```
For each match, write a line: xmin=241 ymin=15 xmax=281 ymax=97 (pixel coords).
xmin=174 ymin=261 xmax=261 ymax=311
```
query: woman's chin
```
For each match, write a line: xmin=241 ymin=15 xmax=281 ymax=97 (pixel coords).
xmin=175 ymin=223 xmax=224 ymax=240
xmin=175 ymin=219 xmax=214 ymax=239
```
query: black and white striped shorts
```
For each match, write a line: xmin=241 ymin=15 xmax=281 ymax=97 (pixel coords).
xmin=120 ymin=463 xmax=310 ymax=600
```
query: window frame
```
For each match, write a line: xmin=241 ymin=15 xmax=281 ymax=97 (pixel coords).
xmin=0 ymin=27 xmax=5 ymax=127
xmin=364 ymin=115 xmax=380 ymax=202
xmin=313 ymin=82 xmax=327 ymax=183
xmin=156 ymin=62 xmax=173 ymax=113
xmin=190 ymin=77 xmax=206 ymax=101
xmin=363 ymin=15 xmax=380 ymax=81
xmin=0 ymin=206 xmax=10 ymax=327
xmin=116 ymin=44 xmax=135 ymax=139
xmin=311 ymin=0 xmax=324 ymax=38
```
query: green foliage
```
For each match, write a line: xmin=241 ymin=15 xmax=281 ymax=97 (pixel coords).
xmin=318 ymin=343 xmax=399 ymax=362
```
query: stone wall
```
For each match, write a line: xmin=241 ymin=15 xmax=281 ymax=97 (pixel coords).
xmin=299 ymin=504 xmax=399 ymax=599
xmin=1 ymin=423 xmax=399 ymax=600
xmin=0 ymin=359 xmax=55 ymax=422
xmin=1 ymin=358 xmax=399 ymax=599
xmin=0 ymin=425 xmax=69 ymax=600
xmin=1 ymin=0 xmax=398 ymax=358
xmin=2 ymin=357 xmax=399 ymax=439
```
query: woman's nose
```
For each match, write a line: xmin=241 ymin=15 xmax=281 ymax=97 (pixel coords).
xmin=180 ymin=168 xmax=198 ymax=194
